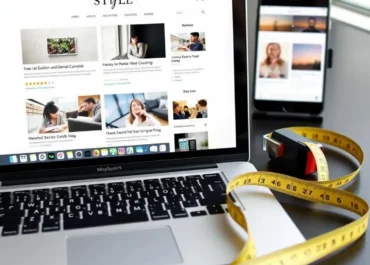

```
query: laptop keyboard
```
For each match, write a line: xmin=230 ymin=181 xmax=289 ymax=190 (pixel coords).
xmin=0 ymin=173 xmax=234 ymax=236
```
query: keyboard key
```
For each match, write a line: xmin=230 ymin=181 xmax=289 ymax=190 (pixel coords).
xmin=107 ymin=182 xmax=124 ymax=194
xmin=89 ymin=184 xmax=106 ymax=196
xmin=71 ymin=186 xmax=87 ymax=197
xmin=52 ymin=187 xmax=69 ymax=199
xmin=191 ymin=211 xmax=207 ymax=217
xmin=85 ymin=196 xmax=102 ymax=203
xmin=122 ymin=192 xmax=139 ymax=200
xmin=128 ymin=198 xmax=146 ymax=207
xmin=2 ymin=225 xmax=19 ymax=236
xmin=203 ymin=173 xmax=222 ymax=180
xmin=42 ymin=222 xmax=60 ymax=232
xmin=28 ymin=208 xmax=44 ymax=217
xmin=24 ymin=202 xmax=41 ymax=210
xmin=44 ymin=214 xmax=60 ymax=222
xmin=150 ymin=209 xmax=170 ymax=221
xmin=22 ymin=223 xmax=39 ymax=234
xmin=90 ymin=202 xmax=108 ymax=211
xmin=33 ymin=189 xmax=50 ymax=202
xmin=144 ymin=179 xmax=161 ymax=191
xmin=206 ymin=205 xmax=225 ymax=215
xmin=24 ymin=216 xmax=41 ymax=223
xmin=0 ymin=193 xmax=11 ymax=204
xmin=110 ymin=206 xmax=128 ymax=216
xmin=148 ymin=196 xmax=164 ymax=205
xmin=170 ymin=208 xmax=188 ymax=219
xmin=64 ymin=212 xmax=80 ymax=223
xmin=32 ymin=189 xmax=50 ymax=195
xmin=182 ymin=200 xmax=198 ymax=208
xmin=126 ymin=181 xmax=144 ymax=192
xmin=49 ymin=206 xmax=66 ymax=214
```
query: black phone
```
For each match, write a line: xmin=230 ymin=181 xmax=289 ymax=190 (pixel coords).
xmin=253 ymin=0 xmax=331 ymax=115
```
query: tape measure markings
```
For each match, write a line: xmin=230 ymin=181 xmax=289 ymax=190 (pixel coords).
xmin=226 ymin=127 xmax=369 ymax=265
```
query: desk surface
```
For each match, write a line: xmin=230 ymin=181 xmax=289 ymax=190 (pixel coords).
xmin=247 ymin=19 xmax=370 ymax=265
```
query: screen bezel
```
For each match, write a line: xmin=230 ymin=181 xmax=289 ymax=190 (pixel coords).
xmin=253 ymin=0 xmax=331 ymax=114
xmin=0 ymin=0 xmax=249 ymax=181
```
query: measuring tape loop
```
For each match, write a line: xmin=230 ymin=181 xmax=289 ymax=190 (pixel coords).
xmin=227 ymin=127 xmax=368 ymax=265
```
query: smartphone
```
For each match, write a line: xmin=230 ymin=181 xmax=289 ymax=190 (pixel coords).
xmin=188 ymin=138 xmax=197 ymax=151
xmin=253 ymin=0 xmax=331 ymax=114
xmin=179 ymin=139 xmax=189 ymax=152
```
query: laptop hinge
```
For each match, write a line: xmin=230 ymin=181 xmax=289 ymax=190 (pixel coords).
xmin=0 ymin=162 xmax=219 ymax=187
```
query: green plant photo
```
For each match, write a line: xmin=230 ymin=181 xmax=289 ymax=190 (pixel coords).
xmin=47 ymin=37 xmax=77 ymax=56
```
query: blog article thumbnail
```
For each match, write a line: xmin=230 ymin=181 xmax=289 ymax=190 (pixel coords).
xmin=105 ymin=92 xmax=169 ymax=129
xmin=174 ymin=132 xmax=209 ymax=152
xmin=173 ymin=99 xmax=208 ymax=120
xmin=259 ymin=15 xmax=293 ymax=32
xmin=101 ymin=23 xmax=166 ymax=60
xmin=26 ymin=95 xmax=102 ymax=134
xmin=20 ymin=27 xmax=98 ymax=65
xmin=171 ymin=32 xmax=206 ymax=52
xmin=292 ymin=44 xmax=322 ymax=71
xmin=293 ymin=16 xmax=327 ymax=33
xmin=258 ymin=42 xmax=290 ymax=79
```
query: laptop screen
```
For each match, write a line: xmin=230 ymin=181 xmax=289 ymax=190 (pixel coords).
xmin=0 ymin=0 xmax=238 ymax=166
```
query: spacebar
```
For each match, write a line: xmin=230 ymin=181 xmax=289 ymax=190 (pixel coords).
xmin=64 ymin=214 xmax=149 ymax=230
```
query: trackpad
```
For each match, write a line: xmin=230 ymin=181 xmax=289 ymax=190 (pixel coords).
xmin=67 ymin=226 xmax=183 ymax=265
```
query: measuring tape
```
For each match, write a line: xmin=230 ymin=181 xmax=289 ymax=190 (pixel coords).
xmin=227 ymin=127 xmax=369 ymax=265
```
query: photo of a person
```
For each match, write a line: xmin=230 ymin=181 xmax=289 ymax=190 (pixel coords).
xmin=128 ymin=35 xmax=145 ymax=59
xmin=101 ymin=23 xmax=166 ymax=60
xmin=126 ymin=99 xmax=161 ymax=127
xmin=171 ymin=32 xmax=206 ymax=52
xmin=173 ymin=99 xmax=208 ymax=120
xmin=293 ymin=16 xmax=327 ymax=33
xmin=259 ymin=43 xmax=289 ymax=79
xmin=39 ymin=101 xmax=68 ymax=134
xmin=26 ymin=96 xmax=103 ymax=135
xmin=173 ymin=102 xmax=188 ymax=120
xmin=196 ymin=99 xmax=208 ymax=119
xmin=77 ymin=97 xmax=101 ymax=122
xmin=183 ymin=106 xmax=191 ymax=118
xmin=105 ymin=92 xmax=169 ymax=129
xmin=302 ymin=17 xmax=322 ymax=33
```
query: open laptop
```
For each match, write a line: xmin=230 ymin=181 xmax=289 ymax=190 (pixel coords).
xmin=0 ymin=0 xmax=305 ymax=264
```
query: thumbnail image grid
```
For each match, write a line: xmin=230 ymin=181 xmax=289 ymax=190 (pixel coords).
xmin=20 ymin=27 xmax=98 ymax=64
xmin=258 ymin=42 xmax=290 ymax=79
xmin=259 ymin=15 xmax=327 ymax=33
xmin=173 ymin=99 xmax=208 ymax=120
xmin=174 ymin=132 xmax=208 ymax=152
xmin=171 ymin=32 xmax=206 ymax=52
xmin=26 ymin=95 xmax=102 ymax=134
xmin=105 ymin=92 xmax=169 ymax=129
xmin=101 ymin=23 xmax=166 ymax=60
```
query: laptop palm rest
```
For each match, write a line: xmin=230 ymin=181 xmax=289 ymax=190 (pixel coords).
xmin=66 ymin=226 xmax=183 ymax=265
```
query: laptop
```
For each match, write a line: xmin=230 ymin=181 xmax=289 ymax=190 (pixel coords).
xmin=0 ymin=0 xmax=305 ymax=264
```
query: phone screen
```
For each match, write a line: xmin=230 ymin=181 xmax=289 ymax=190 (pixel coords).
xmin=179 ymin=139 xmax=189 ymax=152
xmin=254 ymin=0 xmax=329 ymax=104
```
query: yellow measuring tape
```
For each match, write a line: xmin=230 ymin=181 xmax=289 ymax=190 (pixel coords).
xmin=227 ymin=127 xmax=369 ymax=265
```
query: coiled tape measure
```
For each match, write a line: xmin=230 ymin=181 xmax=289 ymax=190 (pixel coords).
xmin=226 ymin=127 xmax=369 ymax=265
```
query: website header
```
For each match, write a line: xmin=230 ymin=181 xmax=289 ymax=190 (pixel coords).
xmin=261 ymin=6 xmax=328 ymax=16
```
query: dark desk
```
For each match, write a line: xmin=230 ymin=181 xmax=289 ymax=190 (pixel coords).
xmin=247 ymin=20 xmax=370 ymax=264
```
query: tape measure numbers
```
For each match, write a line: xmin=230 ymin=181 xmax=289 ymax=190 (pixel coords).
xmin=227 ymin=127 xmax=369 ymax=265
